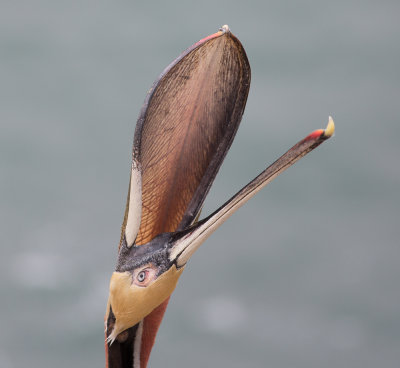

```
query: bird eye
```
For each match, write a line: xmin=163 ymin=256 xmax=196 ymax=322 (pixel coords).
xmin=132 ymin=265 xmax=157 ymax=287
xmin=137 ymin=270 xmax=146 ymax=282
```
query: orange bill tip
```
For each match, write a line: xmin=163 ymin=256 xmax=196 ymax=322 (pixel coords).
xmin=305 ymin=116 xmax=335 ymax=141
xmin=305 ymin=129 xmax=325 ymax=140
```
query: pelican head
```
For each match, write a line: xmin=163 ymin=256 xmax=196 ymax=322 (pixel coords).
xmin=104 ymin=24 xmax=334 ymax=368
xmin=106 ymin=233 xmax=184 ymax=344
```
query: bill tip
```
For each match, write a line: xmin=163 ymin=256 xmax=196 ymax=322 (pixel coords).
xmin=219 ymin=25 xmax=230 ymax=33
xmin=324 ymin=116 xmax=335 ymax=138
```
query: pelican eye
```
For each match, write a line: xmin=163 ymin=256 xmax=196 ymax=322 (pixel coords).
xmin=137 ymin=271 xmax=146 ymax=282
xmin=132 ymin=265 xmax=157 ymax=287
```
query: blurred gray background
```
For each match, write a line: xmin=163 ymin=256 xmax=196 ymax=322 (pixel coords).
xmin=1 ymin=0 xmax=399 ymax=367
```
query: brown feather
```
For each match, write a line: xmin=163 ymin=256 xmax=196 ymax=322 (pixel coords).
xmin=132 ymin=29 xmax=250 ymax=246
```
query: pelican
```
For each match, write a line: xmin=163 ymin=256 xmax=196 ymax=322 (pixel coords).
xmin=105 ymin=25 xmax=334 ymax=367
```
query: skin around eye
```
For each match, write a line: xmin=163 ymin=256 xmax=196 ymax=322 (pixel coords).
xmin=132 ymin=264 xmax=158 ymax=287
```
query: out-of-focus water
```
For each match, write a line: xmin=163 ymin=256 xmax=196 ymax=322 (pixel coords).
xmin=1 ymin=1 xmax=399 ymax=367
